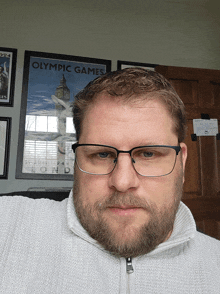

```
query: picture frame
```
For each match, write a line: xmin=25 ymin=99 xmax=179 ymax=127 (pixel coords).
xmin=0 ymin=47 xmax=17 ymax=106
xmin=117 ymin=60 xmax=157 ymax=71
xmin=16 ymin=50 xmax=111 ymax=180
xmin=0 ymin=117 xmax=11 ymax=179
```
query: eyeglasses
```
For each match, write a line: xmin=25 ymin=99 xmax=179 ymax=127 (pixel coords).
xmin=72 ymin=144 xmax=181 ymax=177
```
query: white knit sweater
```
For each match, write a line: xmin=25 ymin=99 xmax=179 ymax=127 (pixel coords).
xmin=0 ymin=191 xmax=219 ymax=294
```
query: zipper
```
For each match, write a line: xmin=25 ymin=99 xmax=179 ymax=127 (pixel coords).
xmin=126 ymin=257 xmax=134 ymax=274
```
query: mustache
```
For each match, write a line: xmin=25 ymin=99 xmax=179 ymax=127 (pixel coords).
xmin=94 ymin=191 xmax=152 ymax=212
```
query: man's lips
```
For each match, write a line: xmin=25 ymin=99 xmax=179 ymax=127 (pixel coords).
xmin=106 ymin=205 xmax=143 ymax=216
xmin=109 ymin=205 xmax=140 ymax=209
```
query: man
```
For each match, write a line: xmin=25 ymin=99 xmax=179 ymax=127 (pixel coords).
xmin=0 ymin=68 xmax=219 ymax=293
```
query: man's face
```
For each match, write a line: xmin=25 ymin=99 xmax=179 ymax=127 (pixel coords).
xmin=73 ymin=94 xmax=187 ymax=257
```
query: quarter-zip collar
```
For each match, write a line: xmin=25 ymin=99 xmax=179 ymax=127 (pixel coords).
xmin=67 ymin=190 xmax=196 ymax=257
xmin=146 ymin=200 xmax=196 ymax=257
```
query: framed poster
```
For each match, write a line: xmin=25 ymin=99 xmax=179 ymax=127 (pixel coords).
xmin=117 ymin=60 xmax=157 ymax=71
xmin=16 ymin=51 xmax=111 ymax=180
xmin=0 ymin=117 xmax=11 ymax=179
xmin=0 ymin=47 xmax=17 ymax=106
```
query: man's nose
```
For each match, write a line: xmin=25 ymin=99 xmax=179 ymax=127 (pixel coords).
xmin=108 ymin=153 xmax=139 ymax=193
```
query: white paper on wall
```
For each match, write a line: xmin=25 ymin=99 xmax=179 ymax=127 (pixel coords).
xmin=193 ymin=119 xmax=218 ymax=136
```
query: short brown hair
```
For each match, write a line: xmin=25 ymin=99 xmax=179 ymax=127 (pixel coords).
xmin=73 ymin=68 xmax=187 ymax=142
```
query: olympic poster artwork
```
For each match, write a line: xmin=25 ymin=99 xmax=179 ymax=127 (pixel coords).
xmin=16 ymin=51 xmax=111 ymax=180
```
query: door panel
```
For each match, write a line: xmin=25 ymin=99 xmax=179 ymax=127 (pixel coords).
xmin=169 ymin=79 xmax=198 ymax=107
xmin=156 ymin=65 xmax=220 ymax=239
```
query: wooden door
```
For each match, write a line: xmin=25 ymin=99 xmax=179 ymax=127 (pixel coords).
xmin=156 ymin=65 xmax=220 ymax=240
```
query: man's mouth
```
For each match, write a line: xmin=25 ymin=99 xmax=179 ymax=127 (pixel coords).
xmin=107 ymin=205 xmax=142 ymax=216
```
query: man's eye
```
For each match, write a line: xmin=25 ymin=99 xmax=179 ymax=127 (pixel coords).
xmin=134 ymin=149 xmax=160 ymax=160
xmin=143 ymin=152 xmax=154 ymax=158
xmin=98 ymin=152 xmax=110 ymax=158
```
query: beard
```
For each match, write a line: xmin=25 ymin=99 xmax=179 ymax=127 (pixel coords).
xmin=73 ymin=170 xmax=183 ymax=258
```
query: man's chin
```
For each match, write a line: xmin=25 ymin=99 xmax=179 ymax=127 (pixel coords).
xmin=87 ymin=213 xmax=165 ymax=258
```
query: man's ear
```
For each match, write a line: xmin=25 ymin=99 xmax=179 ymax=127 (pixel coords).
xmin=180 ymin=142 xmax=187 ymax=183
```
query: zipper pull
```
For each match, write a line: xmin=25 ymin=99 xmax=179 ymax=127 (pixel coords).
xmin=126 ymin=257 xmax=134 ymax=274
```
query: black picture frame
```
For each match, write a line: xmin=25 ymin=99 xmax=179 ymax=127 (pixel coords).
xmin=0 ymin=117 xmax=11 ymax=179
xmin=117 ymin=60 xmax=158 ymax=71
xmin=0 ymin=47 xmax=17 ymax=107
xmin=16 ymin=50 xmax=111 ymax=180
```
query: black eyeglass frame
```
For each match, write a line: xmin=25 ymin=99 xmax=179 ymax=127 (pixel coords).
xmin=72 ymin=143 xmax=181 ymax=177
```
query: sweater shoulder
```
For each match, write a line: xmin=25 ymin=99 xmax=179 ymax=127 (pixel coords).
xmin=0 ymin=196 xmax=68 ymax=244
xmin=196 ymin=231 xmax=220 ymax=248
xmin=194 ymin=231 xmax=220 ymax=263
xmin=0 ymin=195 xmax=67 ymax=218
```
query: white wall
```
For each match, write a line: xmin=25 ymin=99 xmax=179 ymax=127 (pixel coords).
xmin=1 ymin=0 xmax=220 ymax=193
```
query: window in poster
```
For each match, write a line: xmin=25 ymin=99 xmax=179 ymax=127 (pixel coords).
xmin=0 ymin=47 xmax=17 ymax=106
xmin=117 ymin=60 xmax=158 ymax=71
xmin=0 ymin=117 xmax=11 ymax=179
xmin=16 ymin=51 xmax=111 ymax=180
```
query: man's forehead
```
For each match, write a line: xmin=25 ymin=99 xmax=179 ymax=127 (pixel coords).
xmin=88 ymin=92 xmax=171 ymax=115
xmin=81 ymin=96 xmax=175 ymax=138
xmin=81 ymin=93 xmax=177 ymax=143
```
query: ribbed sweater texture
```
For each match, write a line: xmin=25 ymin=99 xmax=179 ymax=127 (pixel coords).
xmin=0 ymin=191 xmax=220 ymax=293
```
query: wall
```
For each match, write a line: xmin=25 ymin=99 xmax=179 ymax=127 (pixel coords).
xmin=1 ymin=0 xmax=220 ymax=193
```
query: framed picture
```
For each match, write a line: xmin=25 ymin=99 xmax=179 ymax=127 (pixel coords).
xmin=16 ymin=51 xmax=111 ymax=180
xmin=0 ymin=117 xmax=11 ymax=179
xmin=117 ymin=60 xmax=157 ymax=71
xmin=0 ymin=47 xmax=17 ymax=106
